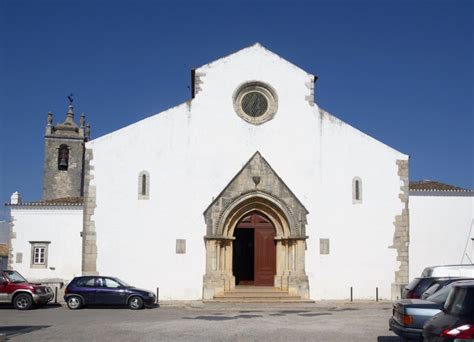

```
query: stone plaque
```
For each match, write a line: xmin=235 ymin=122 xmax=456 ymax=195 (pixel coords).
xmin=176 ymin=239 xmax=186 ymax=254
xmin=16 ymin=252 xmax=23 ymax=263
xmin=320 ymin=238 xmax=330 ymax=255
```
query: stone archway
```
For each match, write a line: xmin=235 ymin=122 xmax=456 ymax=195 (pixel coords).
xmin=202 ymin=152 xmax=309 ymax=300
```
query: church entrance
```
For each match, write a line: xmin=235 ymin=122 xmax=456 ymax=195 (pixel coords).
xmin=232 ymin=212 xmax=276 ymax=286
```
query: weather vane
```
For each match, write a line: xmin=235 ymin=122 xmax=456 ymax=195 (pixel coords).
xmin=67 ymin=93 xmax=74 ymax=105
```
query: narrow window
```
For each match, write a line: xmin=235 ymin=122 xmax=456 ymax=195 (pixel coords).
xmin=352 ymin=177 xmax=363 ymax=204
xmin=30 ymin=241 xmax=50 ymax=268
xmin=138 ymin=171 xmax=150 ymax=200
xmin=355 ymin=180 xmax=360 ymax=200
xmin=58 ymin=144 xmax=69 ymax=170
xmin=141 ymin=174 xmax=147 ymax=196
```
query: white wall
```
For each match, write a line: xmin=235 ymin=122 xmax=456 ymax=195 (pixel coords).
xmin=409 ymin=194 xmax=474 ymax=279
xmin=9 ymin=206 xmax=83 ymax=282
xmin=88 ymin=44 xmax=407 ymax=300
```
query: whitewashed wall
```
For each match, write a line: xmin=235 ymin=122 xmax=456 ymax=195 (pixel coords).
xmin=409 ymin=193 xmax=474 ymax=279
xmin=88 ymin=44 xmax=407 ymax=300
xmin=10 ymin=206 xmax=83 ymax=282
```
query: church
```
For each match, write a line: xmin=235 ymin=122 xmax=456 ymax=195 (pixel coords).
xmin=5 ymin=44 xmax=473 ymax=301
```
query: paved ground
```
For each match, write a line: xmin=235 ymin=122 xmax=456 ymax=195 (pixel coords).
xmin=0 ymin=301 xmax=401 ymax=341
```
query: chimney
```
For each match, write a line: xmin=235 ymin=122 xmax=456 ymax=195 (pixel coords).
xmin=10 ymin=191 xmax=22 ymax=205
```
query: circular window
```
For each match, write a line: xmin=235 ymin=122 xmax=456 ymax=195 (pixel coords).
xmin=233 ymin=82 xmax=278 ymax=125
xmin=241 ymin=92 xmax=268 ymax=117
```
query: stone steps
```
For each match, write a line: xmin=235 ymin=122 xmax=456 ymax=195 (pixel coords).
xmin=205 ymin=298 xmax=314 ymax=303
xmin=214 ymin=292 xmax=293 ymax=298
xmin=205 ymin=286 xmax=314 ymax=303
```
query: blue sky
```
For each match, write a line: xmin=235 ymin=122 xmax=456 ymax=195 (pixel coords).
xmin=1 ymin=0 xmax=473 ymax=218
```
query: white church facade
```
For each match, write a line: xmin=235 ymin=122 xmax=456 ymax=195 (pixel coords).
xmin=5 ymin=44 xmax=473 ymax=301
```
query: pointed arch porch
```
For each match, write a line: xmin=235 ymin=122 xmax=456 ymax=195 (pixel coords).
xmin=202 ymin=152 xmax=310 ymax=300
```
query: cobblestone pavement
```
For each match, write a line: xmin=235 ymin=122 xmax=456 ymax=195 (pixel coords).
xmin=0 ymin=301 xmax=401 ymax=341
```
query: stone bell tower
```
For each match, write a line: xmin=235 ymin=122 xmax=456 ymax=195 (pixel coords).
xmin=42 ymin=98 xmax=90 ymax=200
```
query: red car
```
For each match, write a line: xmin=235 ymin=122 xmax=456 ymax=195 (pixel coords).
xmin=0 ymin=270 xmax=54 ymax=310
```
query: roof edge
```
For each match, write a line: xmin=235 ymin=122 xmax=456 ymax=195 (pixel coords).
xmin=5 ymin=202 xmax=84 ymax=207
xmin=196 ymin=42 xmax=313 ymax=77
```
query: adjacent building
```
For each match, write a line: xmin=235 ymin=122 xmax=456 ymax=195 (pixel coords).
xmin=409 ymin=180 xmax=474 ymax=279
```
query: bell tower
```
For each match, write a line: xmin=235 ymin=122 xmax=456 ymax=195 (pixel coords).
xmin=42 ymin=98 xmax=90 ymax=200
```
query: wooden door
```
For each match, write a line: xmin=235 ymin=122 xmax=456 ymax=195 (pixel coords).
xmin=233 ymin=213 xmax=276 ymax=286
xmin=254 ymin=216 xmax=276 ymax=286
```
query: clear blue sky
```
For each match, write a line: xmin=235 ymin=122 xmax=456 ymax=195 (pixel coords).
xmin=1 ymin=0 xmax=473 ymax=219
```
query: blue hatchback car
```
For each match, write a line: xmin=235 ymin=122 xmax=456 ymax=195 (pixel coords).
xmin=64 ymin=276 xmax=156 ymax=310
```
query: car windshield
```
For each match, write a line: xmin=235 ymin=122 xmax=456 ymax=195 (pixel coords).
xmin=426 ymin=283 xmax=454 ymax=304
xmin=444 ymin=287 xmax=474 ymax=316
xmin=4 ymin=271 xmax=28 ymax=283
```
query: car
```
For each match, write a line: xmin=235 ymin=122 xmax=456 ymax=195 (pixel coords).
xmin=389 ymin=280 xmax=469 ymax=341
xmin=403 ymin=276 xmax=471 ymax=299
xmin=402 ymin=264 xmax=474 ymax=299
xmin=404 ymin=277 xmax=445 ymax=299
xmin=64 ymin=276 xmax=156 ymax=310
xmin=0 ymin=270 xmax=54 ymax=310
xmin=421 ymin=264 xmax=474 ymax=278
xmin=423 ymin=280 xmax=474 ymax=341
xmin=420 ymin=277 xmax=471 ymax=299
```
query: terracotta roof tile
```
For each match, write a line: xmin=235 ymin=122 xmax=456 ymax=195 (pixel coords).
xmin=5 ymin=197 xmax=83 ymax=206
xmin=410 ymin=180 xmax=472 ymax=192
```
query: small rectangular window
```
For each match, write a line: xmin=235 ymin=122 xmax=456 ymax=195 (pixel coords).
xmin=34 ymin=247 xmax=46 ymax=264
xmin=30 ymin=241 xmax=50 ymax=268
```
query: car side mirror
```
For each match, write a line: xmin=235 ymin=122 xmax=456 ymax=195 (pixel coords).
xmin=0 ymin=280 xmax=8 ymax=286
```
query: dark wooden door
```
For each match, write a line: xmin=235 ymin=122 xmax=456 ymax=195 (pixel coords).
xmin=233 ymin=213 xmax=276 ymax=286
xmin=253 ymin=216 xmax=276 ymax=286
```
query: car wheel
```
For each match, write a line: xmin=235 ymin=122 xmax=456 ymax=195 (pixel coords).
xmin=128 ymin=296 xmax=144 ymax=310
xmin=66 ymin=296 xmax=82 ymax=310
xmin=13 ymin=293 xmax=33 ymax=310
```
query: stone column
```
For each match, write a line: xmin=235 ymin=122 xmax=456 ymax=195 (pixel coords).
xmin=203 ymin=238 xmax=235 ymax=299
xmin=225 ymin=242 xmax=232 ymax=272
xmin=287 ymin=239 xmax=310 ymax=299
xmin=296 ymin=240 xmax=307 ymax=273
xmin=274 ymin=240 xmax=287 ymax=289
